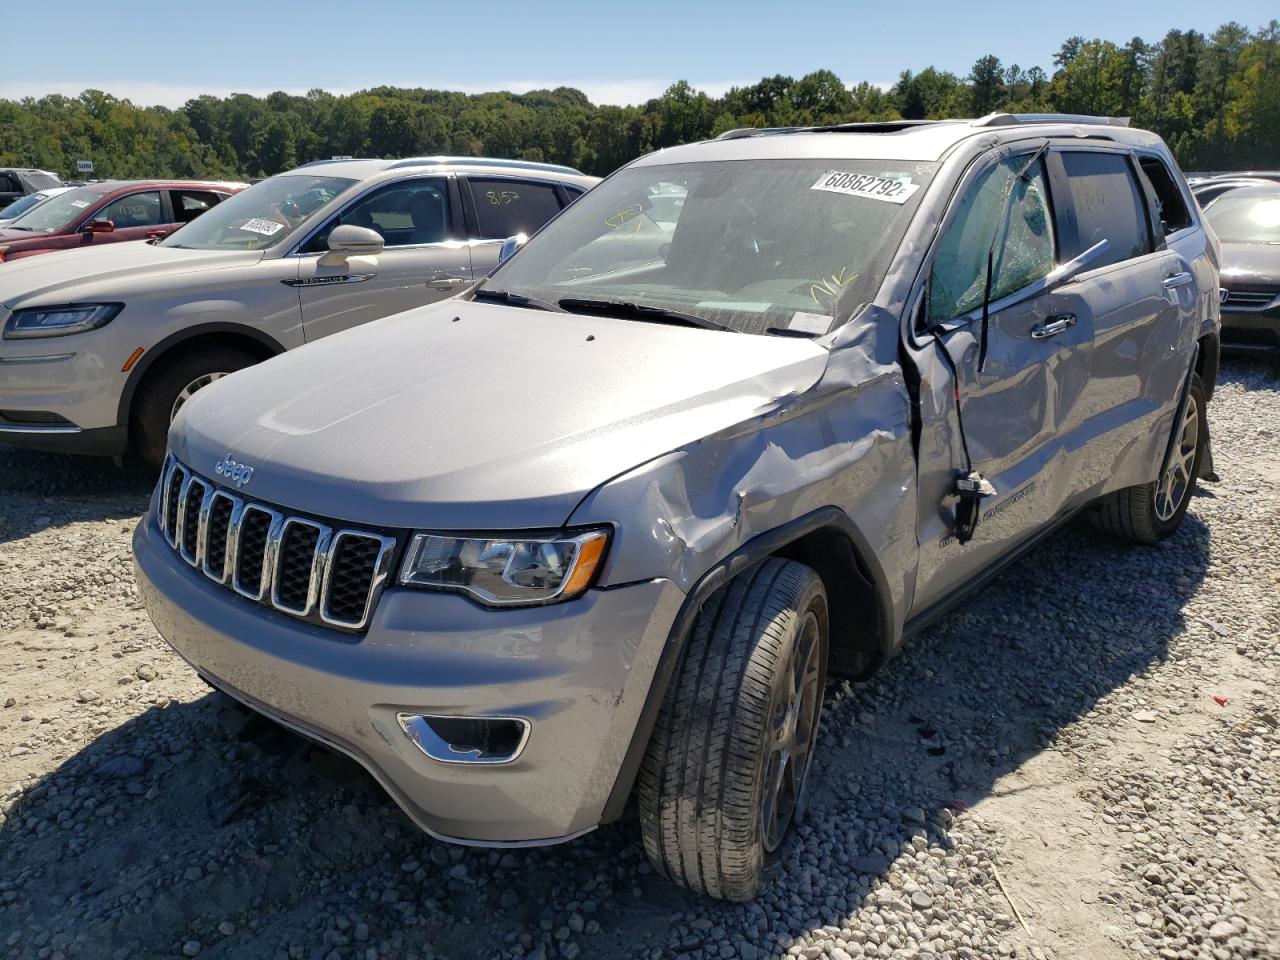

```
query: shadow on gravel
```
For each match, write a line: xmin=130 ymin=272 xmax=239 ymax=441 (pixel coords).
xmin=0 ymin=443 xmax=154 ymax=544
xmin=0 ymin=514 xmax=1211 ymax=959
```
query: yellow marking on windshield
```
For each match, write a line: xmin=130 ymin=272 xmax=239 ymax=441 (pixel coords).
xmin=809 ymin=267 xmax=858 ymax=308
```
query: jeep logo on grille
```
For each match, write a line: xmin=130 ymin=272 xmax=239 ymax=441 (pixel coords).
xmin=215 ymin=454 xmax=254 ymax=488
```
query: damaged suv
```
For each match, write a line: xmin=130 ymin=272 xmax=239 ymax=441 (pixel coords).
xmin=134 ymin=114 xmax=1219 ymax=901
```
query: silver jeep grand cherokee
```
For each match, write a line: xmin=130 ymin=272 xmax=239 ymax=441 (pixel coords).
xmin=134 ymin=114 xmax=1220 ymax=901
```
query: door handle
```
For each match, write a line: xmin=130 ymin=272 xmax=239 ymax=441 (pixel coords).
xmin=427 ymin=276 xmax=467 ymax=290
xmin=1162 ymin=271 xmax=1193 ymax=289
xmin=1030 ymin=313 xmax=1076 ymax=339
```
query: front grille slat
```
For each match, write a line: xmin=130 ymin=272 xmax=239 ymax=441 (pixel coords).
xmin=1222 ymin=285 xmax=1279 ymax=309
xmin=156 ymin=456 xmax=394 ymax=633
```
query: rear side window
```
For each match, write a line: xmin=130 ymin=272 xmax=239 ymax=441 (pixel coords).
xmin=1060 ymin=152 xmax=1151 ymax=267
xmin=1137 ymin=156 xmax=1192 ymax=234
xmin=0 ymin=173 xmax=20 ymax=193
xmin=468 ymin=178 xmax=563 ymax=239
xmin=171 ymin=189 xmax=223 ymax=224
xmin=929 ymin=155 xmax=1057 ymax=323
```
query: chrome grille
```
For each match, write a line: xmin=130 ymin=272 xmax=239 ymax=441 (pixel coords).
xmin=1222 ymin=285 xmax=1279 ymax=309
xmin=158 ymin=455 xmax=397 ymax=631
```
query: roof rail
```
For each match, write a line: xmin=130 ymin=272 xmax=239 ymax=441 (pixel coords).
xmin=715 ymin=120 xmax=942 ymax=140
xmin=972 ymin=112 xmax=1131 ymax=128
xmin=295 ymin=158 xmax=379 ymax=168
xmin=381 ymin=156 xmax=584 ymax=175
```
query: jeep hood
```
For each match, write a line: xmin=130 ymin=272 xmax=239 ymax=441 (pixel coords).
xmin=172 ymin=300 xmax=830 ymax=530
xmin=0 ymin=243 xmax=262 ymax=309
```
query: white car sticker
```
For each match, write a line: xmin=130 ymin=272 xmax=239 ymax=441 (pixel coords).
xmin=811 ymin=171 xmax=919 ymax=205
xmin=70 ymin=199 xmax=91 ymax=208
xmin=238 ymin=218 xmax=285 ymax=236
xmin=789 ymin=311 xmax=832 ymax=334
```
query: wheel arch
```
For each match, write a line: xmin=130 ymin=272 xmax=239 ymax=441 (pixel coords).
xmin=1195 ymin=331 xmax=1219 ymax=400
xmin=116 ymin=323 xmax=286 ymax=428
xmin=599 ymin=505 xmax=895 ymax=823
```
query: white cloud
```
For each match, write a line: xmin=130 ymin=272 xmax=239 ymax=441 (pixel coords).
xmin=0 ymin=77 xmax=752 ymax=108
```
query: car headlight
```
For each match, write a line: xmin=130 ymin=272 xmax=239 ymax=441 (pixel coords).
xmin=3 ymin=303 xmax=123 ymax=339
xmin=399 ymin=529 xmax=610 ymax=606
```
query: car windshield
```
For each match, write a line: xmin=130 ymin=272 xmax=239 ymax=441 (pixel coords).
xmin=160 ymin=174 xmax=355 ymax=251
xmin=486 ymin=158 xmax=937 ymax=336
xmin=1204 ymin=191 xmax=1280 ymax=244
xmin=0 ymin=191 xmax=55 ymax=221
xmin=4 ymin=185 xmax=111 ymax=233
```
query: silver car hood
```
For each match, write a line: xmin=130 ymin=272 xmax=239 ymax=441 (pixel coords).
xmin=172 ymin=300 xmax=829 ymax=530
xmin=0 ymin=244 xmax=263 ymax=309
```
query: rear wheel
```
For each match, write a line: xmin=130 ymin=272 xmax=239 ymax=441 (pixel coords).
xmin=637 ymin=558 xmax=828 ymax=901
xmin=130 ymin=347 xmax=257 ymax=468
xmin=1090 ymin=374 xmax=1207 ymax=543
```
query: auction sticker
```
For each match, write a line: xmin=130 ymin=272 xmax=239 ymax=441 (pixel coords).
xmin=238 ymin=218 xmax=285 ymax=236
xmin=811 ymin=171 xmax=919 ymax=204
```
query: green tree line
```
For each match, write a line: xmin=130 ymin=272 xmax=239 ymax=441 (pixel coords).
xmin=1 ymin=20 xmax=1275 ymax=182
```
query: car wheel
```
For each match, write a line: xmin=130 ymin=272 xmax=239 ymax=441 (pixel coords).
xmin=131 ymin=347 xmax=257 ymax=468
xmin=637 ymin=558 xmax=828 ymax=901
xmin=1090 ymin=373 xmax=1207 ymax=543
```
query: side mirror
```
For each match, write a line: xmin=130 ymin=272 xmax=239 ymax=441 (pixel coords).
xmin=85 ymin=218 xmax=114 ymax=234
xmin=498 ymin=233 xmax=528 ymax=264
xmin=325 ymin=224 xmax=384 ymax=259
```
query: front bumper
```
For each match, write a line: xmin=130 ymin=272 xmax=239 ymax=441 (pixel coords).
xmin=1220 ymin=308 xmax=1280 ymax=353
xmin=0 ymin=346 xmax=125 ymax=452
xmin=133 ymin=512 xmax=684 ymax=845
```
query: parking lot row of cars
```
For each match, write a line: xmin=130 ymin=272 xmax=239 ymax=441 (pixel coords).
xmin=0 ymin=116 xmax=1273 ymax=899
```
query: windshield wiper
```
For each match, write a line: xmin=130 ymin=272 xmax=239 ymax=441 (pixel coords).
xmin=472 ymin=288 xmax=564 ymax=312
xmin=557 ymin=297 xmax=732 ymax=332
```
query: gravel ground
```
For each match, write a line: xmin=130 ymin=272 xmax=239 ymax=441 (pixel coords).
xmin=1 ymin=359 xmax=1277 ymax=960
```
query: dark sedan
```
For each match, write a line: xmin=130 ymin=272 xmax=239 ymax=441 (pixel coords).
xmin=1204 ymin=184 xmax=1280 ymax=355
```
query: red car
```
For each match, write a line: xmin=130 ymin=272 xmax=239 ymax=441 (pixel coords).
xmin=0 ymin=179 xmax=245 ymax=262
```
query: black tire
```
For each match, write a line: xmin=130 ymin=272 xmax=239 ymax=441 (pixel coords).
xmin=1090 ymin=374 xmax=1207 ymax=544
xmin=637 ymin=558 xmax=828 ymax=901
xmin=130 ymin=347 xmax=258 ymax=467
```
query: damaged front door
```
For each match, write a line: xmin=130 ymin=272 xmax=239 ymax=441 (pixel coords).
xmin=909 ymin=149 xmax=1094 ymax=612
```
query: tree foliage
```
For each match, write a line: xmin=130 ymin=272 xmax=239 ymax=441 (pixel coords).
xmin=1 ymin=20 xmax=1275 ymax=180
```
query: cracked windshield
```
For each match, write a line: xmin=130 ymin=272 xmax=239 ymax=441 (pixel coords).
xmin=488 ymin=158 xmax=937 ymax=336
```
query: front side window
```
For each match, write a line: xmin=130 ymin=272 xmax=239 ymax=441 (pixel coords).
xmin=160 ymin=174 xmax=355 ymax=251
xmin=468 ymin=178 xmax=564 ymax=240
xmin=929 ymin=155 xmax=1056 ymax=323
xmin=4 ymin=184 xmax=112 ymax=233
xmin=95 ymin=191 xmax=164 ymax=228
xmin=487 ymin=158 xmax=938 ymax=336
xmin=303 ymin=177 xmax=450 ymax=253
xmin=1203 ymin=191 xmax=1280 ymax=244
xmin=1061 ymin=151 xmax=1151 ymax=267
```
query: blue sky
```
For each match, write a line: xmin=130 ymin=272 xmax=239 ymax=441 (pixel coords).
xmin=2 ymin=0 xmax=1275 ymax=106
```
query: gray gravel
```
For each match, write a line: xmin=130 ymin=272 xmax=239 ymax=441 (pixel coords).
xmin=1 ymin=359 xmax=1277 ymax=960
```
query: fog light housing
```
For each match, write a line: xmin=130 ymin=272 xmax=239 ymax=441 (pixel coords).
xmin=396 ymin=713 xmax=530 ymax=764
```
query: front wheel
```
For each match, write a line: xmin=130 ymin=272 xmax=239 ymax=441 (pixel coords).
xmin=1090 ymin=373 xmax=1207 ymax=543
xmin=130 ymin=347 xmax=258 ymax=467
xmin=637 ymin=558 xmax=828 ymax=901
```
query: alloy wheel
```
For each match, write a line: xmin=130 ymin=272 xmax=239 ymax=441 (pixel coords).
xmin=1154 ymin=393 xmax=1200 ymax=522
xmin=761 ymin=610 xmax=824 ymax=852
xmin=170 ymin=372 xmax=228 ymax=423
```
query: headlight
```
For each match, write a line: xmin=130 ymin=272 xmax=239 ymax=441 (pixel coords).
xmin=3 ymin=303 xmax=123 ymax=339
xmin=399 ymin=529 xmax=610 ymax=606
